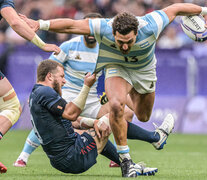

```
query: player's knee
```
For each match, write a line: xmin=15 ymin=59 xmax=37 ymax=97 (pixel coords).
xmin=137 ymin=114 xmax=150 ymax=122
xmin=110 ymin=100 xmax=125 ymax=116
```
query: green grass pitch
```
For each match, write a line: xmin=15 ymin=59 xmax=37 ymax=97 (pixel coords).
xmin=1 ymin=130 xmax=207 ymax=180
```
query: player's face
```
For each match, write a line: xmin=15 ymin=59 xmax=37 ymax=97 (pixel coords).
xmin=52 ymin=66 xmax=66 ymax=96
xmin=84 ymin=35 xmax=96 ymax=45
xmin=114 ymin=30 xmax=137 ymax=54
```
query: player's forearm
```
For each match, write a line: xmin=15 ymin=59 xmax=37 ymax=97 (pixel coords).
xmin=163 ymin=3 xmax=205 ymax=23
xmin=174 ymin=3 xmax=202 ymax=16
xmin=39 ymin=18 xmax=90 ymax=35
xmin=1 ymin=7 xmax=35 ymax=41
xmin=2 ymin=7 xmax=47 ymax=49
xmin=49 ymin=19 xmax=75 ymax=33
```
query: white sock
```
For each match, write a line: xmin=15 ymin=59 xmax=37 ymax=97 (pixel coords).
xmin=116 ymin=145 xmax=131 ymax=162
xmin=18 ymin=152 xmax=30 ymax=163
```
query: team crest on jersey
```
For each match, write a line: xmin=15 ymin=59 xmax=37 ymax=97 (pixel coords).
xmin=75 ymin=54 xmax=81 ymax=60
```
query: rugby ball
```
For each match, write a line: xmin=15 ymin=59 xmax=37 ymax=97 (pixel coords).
xmin=181 ymin=15 xmax=207 ymax=42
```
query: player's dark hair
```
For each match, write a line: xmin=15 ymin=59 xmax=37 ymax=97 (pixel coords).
xmin=112 ymin=12 xmax=138 ymax=35
xmin=83 ymin=13 xmax=103 ymax=19
xmin=37 ymin=59 xmax=63 ymax=82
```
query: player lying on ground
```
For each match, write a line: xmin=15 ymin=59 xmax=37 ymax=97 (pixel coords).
xmin=20 ymin=3 xmax=207 ymax=177
xmin=0 ymin=0 xmax=60 ymax=173
xmin=28 ymin=59 xmax=159 ymax=176
xmin=13 ymin=12 xmax=133 ymax=168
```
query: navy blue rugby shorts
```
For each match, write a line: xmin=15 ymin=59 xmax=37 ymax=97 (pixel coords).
xmin=50 ymin=132 xmax=98 ymax=174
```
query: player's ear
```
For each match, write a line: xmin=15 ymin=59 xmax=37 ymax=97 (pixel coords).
xmin=47 ymin=72 xmax=53 ymax=81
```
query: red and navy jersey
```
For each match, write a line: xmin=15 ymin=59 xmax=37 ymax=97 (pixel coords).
xmin=0 ymin=0 xmax=15 ymax=20
xmin=29 ymin=84 xmax=77 ymax=157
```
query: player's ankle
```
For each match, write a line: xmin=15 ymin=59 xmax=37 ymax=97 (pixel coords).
xmin=117 ymin=145 xmax=131 ymax=162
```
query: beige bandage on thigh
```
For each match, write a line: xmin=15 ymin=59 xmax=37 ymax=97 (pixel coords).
xmin=0 ymin=88 xmax=21 ymax=125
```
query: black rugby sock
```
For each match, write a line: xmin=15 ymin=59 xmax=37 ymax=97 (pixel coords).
xmin=127 ymin=122 xmax=160 ymax=143
xmin=101 ymin=140 xmax=120 ymax=165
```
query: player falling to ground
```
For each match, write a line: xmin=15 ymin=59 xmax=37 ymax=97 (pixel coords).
xmin=0 ymin=0 xmax=60 ymax=173
xmin=13 ymin=12 xmax=133 ymax=168
xmin=28 ymin=59 xmax=159 ymax=176
xmin=14 ymin=13 xmax=175 ymax=176
xmin=19 ymin=3 xmax=207 ymax=177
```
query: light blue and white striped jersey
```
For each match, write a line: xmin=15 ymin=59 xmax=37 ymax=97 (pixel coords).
xmin=89 ymin=10 xmax=169 ymax=72
xmin=49 ymin=36 xmax=101 ymax=95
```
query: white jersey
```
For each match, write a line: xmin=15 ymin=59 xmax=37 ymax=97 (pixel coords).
xmin=89 ymin=10 xmax=169 ymax=72
xmin=49 ymin=36 xmax=101 ymax=96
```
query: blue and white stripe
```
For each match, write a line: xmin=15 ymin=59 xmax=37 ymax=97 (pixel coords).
xmin=49 ymin=36 xmax=101 ymax=95
xmin=89 ymin=10 xmax=169 ymax=72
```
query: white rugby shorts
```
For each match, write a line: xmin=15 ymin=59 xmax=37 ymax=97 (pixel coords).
xmin=62 ymin=89 xmax=101 ymax=119
xmin=105 ymin=64 xmax=157 ymax=94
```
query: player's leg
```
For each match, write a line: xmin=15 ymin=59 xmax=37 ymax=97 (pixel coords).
xmin=0 ymin=74 xmax=21 ymax=173
xmin=129 ymin=89 xmax=155 ymax=122
xmin=13 ymin=129 xmax=40 ymax=167
xmin=128 ymin=68 xmax=174 ymax=149
xmin=105 ymin=65 xmax=137 ymax=177
xmin=0 ymin=76 xmax=21 ymax=137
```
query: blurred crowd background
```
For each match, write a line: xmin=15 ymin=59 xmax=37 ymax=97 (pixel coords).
xmin=1 ymin=0 xmax=207 ymax=133
xmin=0 ymin=0 xmax=207 ymax=46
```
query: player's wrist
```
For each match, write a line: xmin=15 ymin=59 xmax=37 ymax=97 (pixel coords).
xmin=201 ymin=7 xmax=207 ymax=15
xmin=97 ymin=116 xmax=110 ymax=129
xmin=72 ymin=84 xmax=90 ymax=110
xmin=38 ymin=19 xmax=50 ymax=31
xmin=80 ymin=117 xmax=95 ymax=128
xmin=30 ymin=34 xmax=46 ymax=49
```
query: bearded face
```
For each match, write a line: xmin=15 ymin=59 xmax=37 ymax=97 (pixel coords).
xmin=84 ymin=35 xmax=97 ymax=44
xmin=52 ymin=79 xmax=62 ymax=96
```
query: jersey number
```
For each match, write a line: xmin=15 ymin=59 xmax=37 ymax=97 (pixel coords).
xmin=124 ymin=56 xmax=138 ymax=62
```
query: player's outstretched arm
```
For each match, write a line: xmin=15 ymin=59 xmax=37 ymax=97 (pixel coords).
xmin=19 ymin=13 xmax=90 ymax=35
xmin=163 ymin=3 xmax=207 ymax=23
xmin=1 ymin=7 xmax=60 ymax=54
xmin=62 ymin=73 xmax=96 ymax=121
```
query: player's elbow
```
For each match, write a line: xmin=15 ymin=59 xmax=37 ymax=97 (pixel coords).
xmin=62 ymin=108 xmax=81 ymax=121
xmin=68 ymin=113 xmax=79 ymax=121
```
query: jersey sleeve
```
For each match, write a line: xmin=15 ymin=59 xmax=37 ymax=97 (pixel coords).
xmin=49 ymin=42 xmax=70 ymax=64
xmin=144 ymin=10 xmax=169 ymax=39
xmin=89 ymin=18 xmax=107 ymax=44
xmin=0 ymin=0 xmax=15 ymax=11
xmin=36 ymin=86 xmax=65 ymax=114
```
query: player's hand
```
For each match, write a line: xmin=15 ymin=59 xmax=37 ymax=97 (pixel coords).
xmin=42 ymin=43 xmax=61 ymax=54
xmin=84 ymin=72 xmax=96 ymax=88
xmin=94 ymin=120 xmax=111 ymax=139
xmin=19 ymin=13 xmax=39 ymax=32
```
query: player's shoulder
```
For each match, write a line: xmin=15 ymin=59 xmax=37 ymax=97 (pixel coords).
xmin=61 ymin=36 xmax=82 ymax=46
xmin=33 ymin=84 xmax=56 ymax=97
xmin=142 ymin=10 xmax=168 ymax=23
xmin=91 ymin=17 xmax=112 ymax=27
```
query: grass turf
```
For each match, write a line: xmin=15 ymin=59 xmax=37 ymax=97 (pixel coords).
xmin=1 ymin=130 xmax=207 ymax=180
